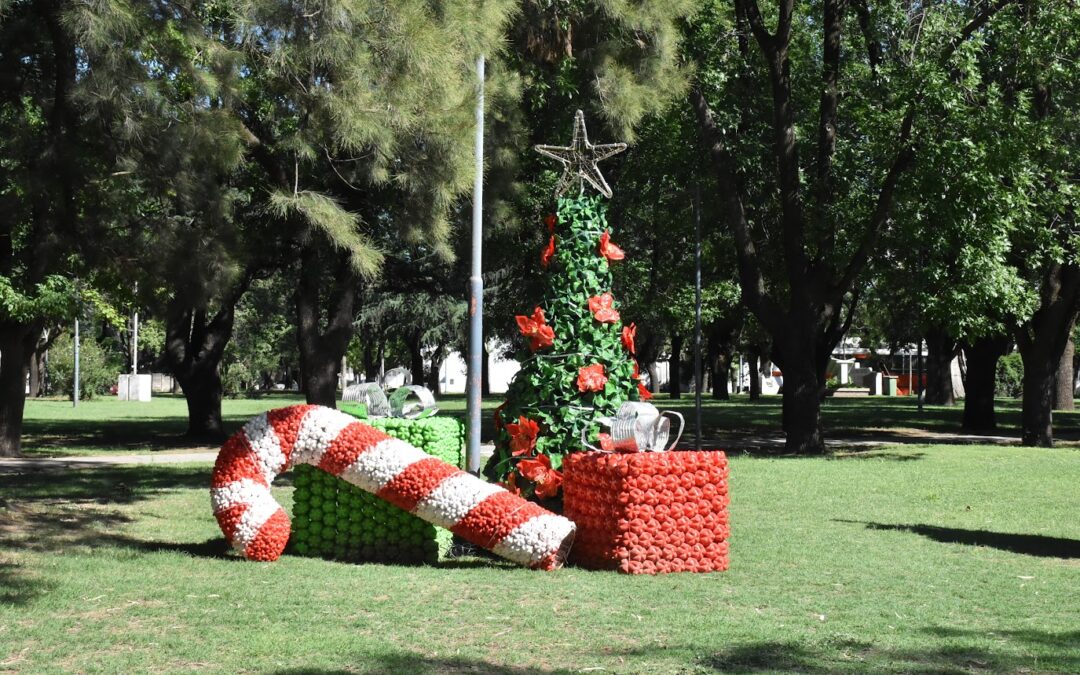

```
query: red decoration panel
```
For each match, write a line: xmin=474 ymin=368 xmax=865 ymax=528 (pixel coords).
xmin=563 ymin=451 xmax=729 ymax=574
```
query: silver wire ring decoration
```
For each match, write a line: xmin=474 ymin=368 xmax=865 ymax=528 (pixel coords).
xmin=389 ymin=385 xmax=439 ymax=419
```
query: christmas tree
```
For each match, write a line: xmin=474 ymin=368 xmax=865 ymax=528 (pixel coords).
xmin=486 ymin=111 xmax=650 ymax=499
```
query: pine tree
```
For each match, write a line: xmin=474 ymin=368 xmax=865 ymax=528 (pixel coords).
xmin=487 ymin=114 xmax=648 ymax=498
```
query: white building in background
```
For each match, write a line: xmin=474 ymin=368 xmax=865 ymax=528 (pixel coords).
xmin=436 ymin=344 xmax=521 ymax=394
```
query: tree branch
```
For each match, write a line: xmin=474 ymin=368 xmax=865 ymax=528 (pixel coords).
xmin=838 ymin=110 xmax=916 ymax=293
xmin=816 ymin=0 xmax=844 ymax=259
xmin=852 ymin=0 xmax=882 ymax=74
xmin=736 ymin=0 xmax=774 ymax=52
xmin=689 ymin=87 xmax=783 ymax=329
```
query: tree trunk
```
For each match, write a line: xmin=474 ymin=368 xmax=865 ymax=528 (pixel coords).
xmin=773 ymin=330 xmax=829 ymax=454
xmin=1020 ymin=355 xmax=1056 ymax=446
xmin=924 ymin=327 xmax=956 ymax=406
xmin=712 ymin=351 xmax=730 ymax=400
xmin=166 ymin=297 xmax=243 ymax=440
xmin=646 ymin=362 xmax=660 ymax=394
xmin=668 ymin=335 xmax=682 ymax=399
xmin=747 ymin=350 xmax=762 ymax=401
xmin=1016 ymin=264 xmax=1080 ymax=447
xmin=297 ymin=248 xmax=355 ymax=409
xmin=1053 ymin=337 xmax=1074 ymax=411
xmin=406 ymin=328 xmax=424 ymax=386
xmin=180 ymin=363 xmax=225 ymax=439
xmin=0 ymin=324 xmax=35 ymax=457
xmin=362 ymin=335 xmax=377 ymax=382
xmin=961 ymin=335 xmax=1010 ymax=432
xmin=27 ymin=347 xmax=42 ymax=398
xmin=427 ymin=343 xmax=447 ymax=395
xmin=779 ymin=359 xmax=825 ymax=454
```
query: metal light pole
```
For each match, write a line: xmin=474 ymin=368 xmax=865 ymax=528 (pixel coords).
xmin=73 ymin=312 xmax=80 ymax=408
xmin=693 ymin=184 xmax=703 ymax=451
xmin=466 ymin=55 xmax=485 ymax=475
xmin=131 ymin=282 xmax=139 ymax=374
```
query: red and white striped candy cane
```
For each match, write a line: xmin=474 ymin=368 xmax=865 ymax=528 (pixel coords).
xmin=211 ymin=405 xmax=575 ymax=570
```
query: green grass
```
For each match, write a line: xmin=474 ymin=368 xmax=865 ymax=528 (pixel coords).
xmin=2 ymin=445 xmax=1078 ymax=673
xmin=21 ymin=393 xmax=1080 ymax=458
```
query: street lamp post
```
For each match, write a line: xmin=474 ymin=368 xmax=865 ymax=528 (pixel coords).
xmin=466 ymin=55 xmax=485 ymax=475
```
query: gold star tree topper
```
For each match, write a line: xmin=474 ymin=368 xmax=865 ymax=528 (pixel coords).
xmin=534 ymin=109 xmax=627 ymax=199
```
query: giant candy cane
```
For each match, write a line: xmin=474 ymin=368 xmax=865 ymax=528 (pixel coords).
xmin=211 ymin=405 xmax=575 ymax=569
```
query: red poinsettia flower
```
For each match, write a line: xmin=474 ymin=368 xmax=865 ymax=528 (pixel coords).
xmin=515 ymin=307 xmax=555 ymax=350
xmin=599 ymin=230 xmax=625 ymax=261
xmin=545 ymin=214 xmax=557 ymax=234
xmin=621 ymin=323 xmax=637 ymax=355
xmin=577 ymin=363 xmax=608 ymax=392
xmin=588 ymin=293 xmax=620 ymax=324
xmin=517 ymin=453 xmax=563 ymax=499
xmin=541 ymin=236 xmax=556 ymax=268
xmin=500 ymin=470 xmax=522 ymax=495
xmin=506 ymin=415 xmax=539 ymax=457
xmin=631 ymin=362 xmax=652 ymax=401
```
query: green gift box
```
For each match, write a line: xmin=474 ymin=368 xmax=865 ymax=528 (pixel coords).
xmin=288 ymin=415 xmax=464 ymax=564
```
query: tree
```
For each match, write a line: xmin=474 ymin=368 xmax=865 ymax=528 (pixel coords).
xmin=686 ymin=0 xmax=1022 ymax=453
xmin=231 ymin=0 xmax=516 ymax=407
xmin=0 ymin=0 xmax=120 ymax=456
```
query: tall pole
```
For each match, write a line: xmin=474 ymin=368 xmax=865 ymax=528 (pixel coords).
xmin=466 ymin=55 xmax=485 ymax=474
xmin=132 ymin=284 xmax=139 ymax=374
xmin=73 ymin=313 xmax=80 ymax=408
xmin=693 ymin=184 xmax=703 ymax=451
xmin=917 ymin=337 xmax=924 ymax=412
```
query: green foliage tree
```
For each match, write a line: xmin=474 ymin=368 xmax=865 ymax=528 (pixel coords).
xmin=685 ymin=0 xmax=1023 ymax=453
xmin=47 ymin=332 xmax=120 ymax=400
xmin=0 ymin=0 xmax=125 ymax=455
xmin=231 ymin=0 xmax=516 ymax=407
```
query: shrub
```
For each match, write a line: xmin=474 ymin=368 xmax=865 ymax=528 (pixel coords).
xmin=47 ymin=333 xmax=120 ymax=399
xmin=996 ymin=352 xmax=1024 ymax=398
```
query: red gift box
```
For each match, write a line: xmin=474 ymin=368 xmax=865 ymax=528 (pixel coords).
xmin=562 ymin=450 xmax=729 ymax=574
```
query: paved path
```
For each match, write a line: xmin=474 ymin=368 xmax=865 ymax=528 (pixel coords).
xmin=690 ymin=430 xmax=1022 ymax=452
xmin=0 ymin=445 xmax=499 ymax=472
xmin=0 ymin=429 xmax=1031 ymax=472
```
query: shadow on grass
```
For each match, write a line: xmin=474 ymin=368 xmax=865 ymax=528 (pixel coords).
xmin=22 ymin=416 xmax=231 ymax=454
xmin=830 ymin=451 xmax=927 ymax=462
xmin=0 ymin=465 xmax=210 ymax=503
xmin=279 ymin=653 xmax=560 ymax=674
xmin=924 ymin=626 xmax=1080 ymax=650
xmin=0 ymin=560 xmax=54 ymax=606
xmin=700 ymin=631 xmax=1080 ymax=673
xmin=837 ymin=520 xmax=1080 ymax=558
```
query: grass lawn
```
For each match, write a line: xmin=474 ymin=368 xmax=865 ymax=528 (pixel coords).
xmin=2 ymin=443 xmax=1078 ymax=672
xmin=21 ymin=392 xmax=1080 ymax=458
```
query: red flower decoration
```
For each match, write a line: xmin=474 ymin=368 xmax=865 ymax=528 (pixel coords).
xmin=631 ymin=362 xmax=652 ymax=400
xmin=517 ymin=453 xmax=563 ymax=499
xmin=599 ymin=230 xmax=625 ymax=261
xmin=500 ymin=471 xmax=522 ymax=495
xmin=545 ymin=214 xmax=557 ymax=234
xmin=622 ymin=323 xmax=637 ymax=355
xmin=598 ymin=433 xmax=614 ymax=452
xmin=577 ymin=364 xmax=608 ymax=392
xmin=541 ymin=236 xmax=556 ymax=268
xmin=515 ymin=307 xmax=555 ymax=351
xmin=588 ymin=293 xmax=620 ymax=324
xmin=506 ymin=416 xmax=540 ymax=457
